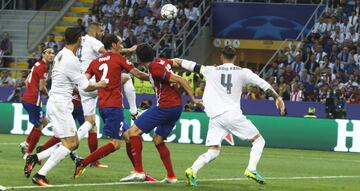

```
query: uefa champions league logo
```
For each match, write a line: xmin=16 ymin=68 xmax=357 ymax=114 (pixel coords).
xmin=216 ymin=16 xmax=309 ymax=40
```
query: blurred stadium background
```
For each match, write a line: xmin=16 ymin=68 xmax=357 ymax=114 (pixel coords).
xmin=0 ymin=0 xmax=360 ymax=190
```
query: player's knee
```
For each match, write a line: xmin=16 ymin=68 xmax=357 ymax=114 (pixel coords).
xmin=89 ymin=125 xmax=97 ymax=133
xmin=110 ymin=139 xmax=121 ymax=150
xmin=41 ymin=118 xmax=49 ymax=127
xmin=253 ymin=136 xmax=265 ymax=147
xmin=84 ymin=115 xmax=96 ymax=124
xmin=153 ymin=134 xmax=163 ymax=145
xmin=128 ymin=125 xmax=142 ymax=136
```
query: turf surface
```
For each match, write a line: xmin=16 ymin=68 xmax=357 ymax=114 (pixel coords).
xmin=0 ymin=134 xmax=359 ymax=191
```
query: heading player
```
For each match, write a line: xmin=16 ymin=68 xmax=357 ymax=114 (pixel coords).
xmin=120 ymin=44 xmax=201 ymax=183
xmin=183 ymin=46 xmax=286 ymax=186
xmin=24 ymin=27 xmax=106 ymax=187
xmin=20 ymin=47 xmax=54 ymax=158
xmin=74 ymin=34 xmax=148 ymax=178
xmin=76 ymin=23 xmax=138 ymax=168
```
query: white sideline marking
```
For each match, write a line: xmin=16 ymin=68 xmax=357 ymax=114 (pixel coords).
xmin=3 ymin=175 xmax=360 ymax=190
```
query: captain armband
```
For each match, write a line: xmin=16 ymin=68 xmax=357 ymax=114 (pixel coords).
xmin=180 ymin=59 xmax=203 ymax=74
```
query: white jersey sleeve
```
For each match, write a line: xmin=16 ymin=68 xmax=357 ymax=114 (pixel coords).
xmin=243 ymin=68 xmax=271 ymax=91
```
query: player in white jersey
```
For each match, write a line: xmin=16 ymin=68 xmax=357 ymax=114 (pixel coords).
xmin=180 ymin=46 xmax=286 ymax=186
xmin=24 ymin=27 xmax=106 ymax=187
xmin=75 ymin=22 xmax=138 ymax=167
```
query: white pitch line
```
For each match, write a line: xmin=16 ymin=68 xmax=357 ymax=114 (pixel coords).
xmin=0 ymin=143 xmax=18 ymax=145
xmin=2 ymin=175 xmax=360 ymax=190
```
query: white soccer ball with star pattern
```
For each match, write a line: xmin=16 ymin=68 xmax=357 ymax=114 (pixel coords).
xmin=161 ymin=4 xmax=178 ymax=20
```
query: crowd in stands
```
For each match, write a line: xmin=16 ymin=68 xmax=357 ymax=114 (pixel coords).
xmin=258 ymin=0 xmax=360 ymax=107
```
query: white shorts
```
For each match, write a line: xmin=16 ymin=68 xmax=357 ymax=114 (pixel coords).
xmin=205 ymin=110 xmax=259 ymax=147
xmin=47 ymin=99 xmax=77 ymax=138
xmin=79 ymin=77 xmax=98 ymax=116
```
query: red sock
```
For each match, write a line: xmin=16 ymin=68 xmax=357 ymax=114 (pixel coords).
xmin=41 ymin=136 xmax=61 ymax=151
xmin=25 ymin=128 xmax=35 ymax=143
xmin=156 ymin=142 xmax=175 ymax=178
xmin=26 ymin=128 xmax=42 ymax=154
xmin=88 ymin=132 xmax=98 ymax=153
xmin=130 ymin=136 xmax=143 ymax=173
xmin=126 ymin=142 xmax=135 ymax=167
xmin=81 ymin=143 xmax=115 ymax=167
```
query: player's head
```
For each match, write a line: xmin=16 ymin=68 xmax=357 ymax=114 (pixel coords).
xmin=88 ymin=22 xmax=104 ymax=40
xmin=220 ymin=45 xmax=237 ymax=64
xmin=64 ymin=27 xmax=82 ymax=47
xmin=102 ymin=34 xmax=123 ymax=53
xmin=135 ymin=43 xmax=154 ymax=63
xmin=41 ymin=46 xmax=55 ymax=64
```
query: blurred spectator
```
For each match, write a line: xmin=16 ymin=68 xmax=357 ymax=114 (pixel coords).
xmin=0 ymin=70 xmax=14 ymax=86
xmin=151 ymin=0 xmax=161 ymax=19
xmin=0 ymin=32 xmax=13 ymax=68
xmin=102 ymin=17 xmax=113 ymax=33
xmin=338 ymin=46 xmax=352 ymax=66
xmin=77 ymin=18 xmax=86 ymax=34
xmin=184 ymin=100 xmax=194 ymax=112
xmin=102 ymin=0 xmax=116 ymax=18
xmin=134 ymin=19 xmax=148 ymax=35
xmin=195 ymin=82 xmax=205 ymax=97
xmin=124 ymin=30 xmax=137 ymax=48
xmin=184 ymin=2 xmax=200 ymax=23
xmin=83 ymin=8 xmax=98 ymax=31
xmin=304 ymin=107 xmax=317 ymax=118
xmin=282 ymin=65 xmax=297 ymax=84
xmin=7 ymin=84 xmax=22 ymax=102
xmin=44 ymin=34 xmax=58 ymax=49
xmin=290 ymin=83 xmax=303 ymax=101
xmin=27 ymin=52 xmax=38 ymax=69
xmin=291 ymin=54 xmax=305 ymax=76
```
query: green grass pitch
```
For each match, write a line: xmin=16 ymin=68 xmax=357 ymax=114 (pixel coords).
xmin=0 ymin=134 xmax=359 ymax=191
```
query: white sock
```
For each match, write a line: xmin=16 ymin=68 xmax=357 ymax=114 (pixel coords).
xmin=38 ymin=145 xmax=71 ymax=176
xmin=37 ymin=143 xmax=61 ymax=161
xmin=77 ymin=121 xmax=92 ymax=141
xmin=123 ymin=77 xmax=137 ymax=115
xmin=247 ymin=136 xmax=265 ymax=172
xmin=191 ymin=149 xmax=220 ymax=174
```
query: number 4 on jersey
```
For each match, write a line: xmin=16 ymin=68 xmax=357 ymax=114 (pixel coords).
xmin=221 ymin=74 xmax=232 ymax=94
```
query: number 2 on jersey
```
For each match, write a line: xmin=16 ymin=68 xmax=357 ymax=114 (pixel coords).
xmin=221 ymin=74 xmax=233 ymax=94
xmin=99 ymin=63 xmax=109 ymax=84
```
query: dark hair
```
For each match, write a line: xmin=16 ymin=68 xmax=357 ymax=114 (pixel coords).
xmin=102 ymin=34 xmax=119 ymax=50
xmin=221 ymin=45 xmax=236 ymax=60
xmin=64 ymin=27 xmax=82 ymax=45
xmin=136 ymin=43 xmax=154 ymax=62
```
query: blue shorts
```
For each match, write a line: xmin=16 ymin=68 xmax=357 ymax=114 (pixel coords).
xmin=72 ymin=106 xmax=85 ymax=126
xmin=100 ymin=108 xmax=129 ymax=140
xmin=134 ymin=105 xmax=182 ymax=139
xmin=22 ymin=102 xmax=44 ymax=126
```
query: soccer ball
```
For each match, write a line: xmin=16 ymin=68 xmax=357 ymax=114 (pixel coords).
xmin=161 ymin=4 xmax=178 ymax=20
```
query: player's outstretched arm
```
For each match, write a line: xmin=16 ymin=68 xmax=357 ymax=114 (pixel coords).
xmin=129 ymin=68 xmax=149 ymax=81
xmin=84 ymin=80 xmax=107 ymax=92
xmin=172 ymin=58 xmax=204 ymax=74
xmin=121 ymin=45 xmax=137 ymax=53
xmin=169 ymin=73 xmax=202 ymax=105
xmin=245 ymin=68 xmax=286 ymax=116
